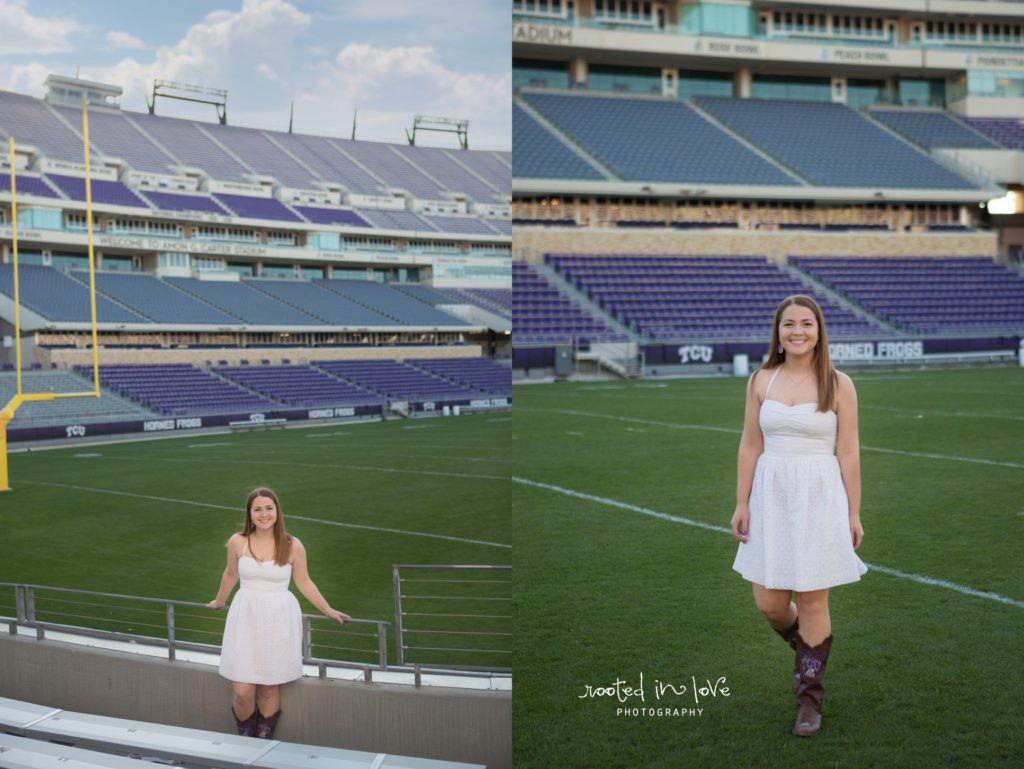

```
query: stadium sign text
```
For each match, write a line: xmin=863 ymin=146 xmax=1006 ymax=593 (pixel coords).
xmin=65 ymin=424 xmax=86 ymax=438
xmin=307 ymin=407 xmax=356 ymax=419
xmin=829 ymin=341 xmax=923 ymax=361
xmin=678 ymin=345 xmax=714 ymax=364
xmin=513 ymin=23 xmax=573 ymax=45
xmin=143 ymin=417 xmax=204 ymax=432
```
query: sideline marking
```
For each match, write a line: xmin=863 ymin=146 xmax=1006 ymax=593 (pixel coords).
xmin=186 ymin=442 xmax=232 ymax=449
xmin=518 ymin=408 xmax=1024 ymax=469
xmin=861 ymin=404 xmax=1024 ymax=423
xmin=15 ymin=481 xmax=510 ymax=549
xmin=95 ymin=454 xmax=508 ymax=481
xmin=73 ymin=453 xmax=102 ymax=458
xmin=513 ymin=477 xmax=1024 ymax=610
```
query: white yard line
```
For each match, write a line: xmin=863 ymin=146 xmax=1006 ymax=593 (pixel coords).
xmin=15 ymin=480 xmax=510 ymax=549
xmin=513 ymin=476 xmax=1024 ymax=610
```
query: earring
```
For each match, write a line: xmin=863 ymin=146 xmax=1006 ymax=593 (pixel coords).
xmin=777 ymin=343 xmax=784 ymax=354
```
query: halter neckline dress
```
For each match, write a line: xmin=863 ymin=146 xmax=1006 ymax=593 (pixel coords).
xmin=732 ymin=368 xmax=867 ymax=592
xmin=218 ymin=538 xmax=303 ymax=685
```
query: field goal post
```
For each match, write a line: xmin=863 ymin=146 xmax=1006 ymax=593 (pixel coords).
xmin=1 ymin=94 xmax=101 ymax=491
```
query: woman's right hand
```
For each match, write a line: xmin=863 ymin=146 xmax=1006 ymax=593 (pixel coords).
xmin=731 ymin=504 xmax=749 ymax=543
xmin=206 ymin=599 xmax=225 ymax=611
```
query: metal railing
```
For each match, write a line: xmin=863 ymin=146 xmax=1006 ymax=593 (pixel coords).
xmin=0 ymin=582 xmax=389 ymax=673
xmin=392 ymin=565 xmax=512 ymax=672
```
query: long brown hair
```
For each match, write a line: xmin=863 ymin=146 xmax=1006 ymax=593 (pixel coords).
xmin=242 ymin=487 xmax=292 ymax=566
xmin=763 ymin=295 xmax=837 ymax=413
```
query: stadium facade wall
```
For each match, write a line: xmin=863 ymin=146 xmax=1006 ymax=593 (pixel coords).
xmin=511 ymin=228 xmax=999 ymax=264
xmin=38 ymin=344 xmax=484 ymax=369
xmin=0 ymin=634 xmax=510 ymax=769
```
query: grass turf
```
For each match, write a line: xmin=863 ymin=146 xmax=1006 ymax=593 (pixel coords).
xmin=1 ymin=414 xmax=511 ymax=670
xmin=512 ymin=366 xmax=1024 ymax=768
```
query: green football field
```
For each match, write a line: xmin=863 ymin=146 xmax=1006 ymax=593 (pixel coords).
xmin=1 ymin=414 xmax=512 ymax=670
xmin=512 ymin=366 xmax=1024 ymax=769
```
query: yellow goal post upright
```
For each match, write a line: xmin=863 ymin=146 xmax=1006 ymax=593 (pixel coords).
xmin=1 ymin=93 xmax=101 ymax=491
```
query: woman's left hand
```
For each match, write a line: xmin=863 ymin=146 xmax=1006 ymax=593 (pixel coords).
xmin=850 ymin=516 xmax=864 ymax=550
xmin=326 ymin=608 xmax=351 ymax=625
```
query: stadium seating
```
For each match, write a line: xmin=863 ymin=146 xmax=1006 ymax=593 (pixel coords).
xmin=294 ymin=205 xmax=372 ymax=227
xmin=868 ymin=109 xmax=999 ymax=149
xmin=790 ymin=256 xmax=1024 ymax=335
xmin=0 ymin=91 xmax=83 ymax=161
xmin=84 ymin=272 xmax=239 ymax=324
xmin=196 ymin=123 xmax=320 ymax=189
xmin=512 ymin=103 xmax=606 ymax=180
xmin=314 ymin=359 xmax=482 ymax=401
xmin=214 ymin=364 xmax=383 ymax=407
xmin=389 ymin=144 xmax=505 ymax=203
xmin=278 ymin=133 xmax=385 ymax=195
xmin=165 ymin=277 xmax=325 ymax=325
xmin=513 ymin=261 xmax=628 ymax=343
xmin=316 ymin=280 xmax=469 ymax=326
xmin=423 ymin=215 xmax=503 ymax=236
xmin=328 ymin=139 xmax=447 ymax=200
xmin=694 ymin=97 xmax=976 ymax=188
xmin=519 ymin=93 xmax=799 ymax=185
xmin=1 ymin=370 xmax=155 ymax=426
xmin=127 ymin=112 xmax=252 ymax=182
xmin=243 ymin=279 xmax=395 ymax=325
xmin=139 ymin=190 xmax=230 ymax=215
xmin=397 ymin=285 xmax=512 ymax=320
xmin=79 ymin=363 xmax=276 ymax=415
xmin=212 ymin=193 xmax=302 ymax=222
xmin=0 ymin=264 xmax=148 ymax=323
xmin=355 ymin=208 xmax=436 ymax=231
xmin=543 ymin=254 xmax=891 ymax=340
xmin=964 ymin=117 xmax=1024 ymax=150
xmin=46 ymin=174 xmax=149 ymax=208
xmin=53 ymin=105 xmax=177 ymax=174
xmin=0 ymin=173 xmax=61 ymax=199
xmin=411 ymin=357 xmax=512 ymax=397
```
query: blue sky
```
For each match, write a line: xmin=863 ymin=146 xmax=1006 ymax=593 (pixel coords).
xmin=0 ymin=0 xmax=511 ymax=149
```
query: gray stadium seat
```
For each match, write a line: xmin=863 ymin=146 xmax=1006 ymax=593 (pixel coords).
xmin=0 ymin=733 xmax=149 ymax=769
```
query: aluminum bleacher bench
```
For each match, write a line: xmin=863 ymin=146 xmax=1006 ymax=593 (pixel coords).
xmin=0 ymin=696 xmax=485 ymax=768
xmin=0 ymin=733 xmax=151 ymax=768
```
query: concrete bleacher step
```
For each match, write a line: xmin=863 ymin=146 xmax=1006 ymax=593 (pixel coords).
xmin=512 ymin=97 xmax=616 ymax=181
xmin=0 ymin=696 xmax=484 ymax=769
xmin=532 ymin=261 xmax=640 ymax=341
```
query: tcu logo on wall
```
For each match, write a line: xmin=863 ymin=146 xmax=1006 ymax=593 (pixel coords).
xmin=678 ymin=345 xmax=714 ymax=364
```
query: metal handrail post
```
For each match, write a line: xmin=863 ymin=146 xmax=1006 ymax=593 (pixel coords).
xmin=25 ymin=586 xmax=35 ymax=625
xmin=166 ymin=603 xmax=176 ymax=661
xmin=377 ymin=621 xmax=388 ymax=670
xmin=392 ymin=565 xmax=404 ymax=666
xmin=15 ymin=584 xmax=26 ymax=624
xmin=302 ymin=616 xmax=312 ymax=661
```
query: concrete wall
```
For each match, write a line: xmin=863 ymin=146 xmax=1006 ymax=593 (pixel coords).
xmin=0 ymin=634 xmax=510 ymax=769
xmin=511 ymin=227 xmax=999 ymax=264
xmin=37 ymin=344 xmax=483 ymax=369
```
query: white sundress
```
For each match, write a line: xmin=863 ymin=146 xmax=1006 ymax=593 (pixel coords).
xmin=218 ymin=540 xmax=303 ymax=685
xmin=732 ymin=368 xmax=868 ymax=592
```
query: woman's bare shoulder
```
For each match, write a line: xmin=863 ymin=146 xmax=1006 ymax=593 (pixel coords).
xmin=225 ymin=532 xmax=245 ymax=551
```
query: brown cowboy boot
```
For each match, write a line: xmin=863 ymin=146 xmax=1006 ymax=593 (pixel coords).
xmin=232 ymin=707 xmax=258 ymax=737
xmin=773 ymin=617 xmax=800 ymax=693
xmin=793 ymin=633 xmax=833 ymax=737
xmin=256 ymin=709 xmax=281 ymax=739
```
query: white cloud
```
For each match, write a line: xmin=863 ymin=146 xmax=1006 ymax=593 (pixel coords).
xmin=4 ymin=61 xmax=52 ymax=95
xmin=256 ymin=63 xmax=287 ymax=90
xmin=300 ymin=44 xmax=510 ymax=147
xmin=104 ymin=30 xmax=145 ymax=51
xmin=86 ymin=0 xmax=312 ymax=112
xmin=0 ymin=0 xmax=82 ymax=55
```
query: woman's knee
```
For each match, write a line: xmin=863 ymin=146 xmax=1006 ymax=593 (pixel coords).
xmin=795 ymin=589 xmax=829 ymax=615
xmin=752 ymin=586 xmax=791 ymax=620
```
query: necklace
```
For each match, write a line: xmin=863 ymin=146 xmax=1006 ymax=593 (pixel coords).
xmin=782 ymin=366 xmax=814 ymax=390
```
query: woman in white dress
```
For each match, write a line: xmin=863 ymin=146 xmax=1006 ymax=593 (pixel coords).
xmin=208 ymin=487 xmax=350 ymax=738
xmin=731 ymin=295 xmax=866 ymax=736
